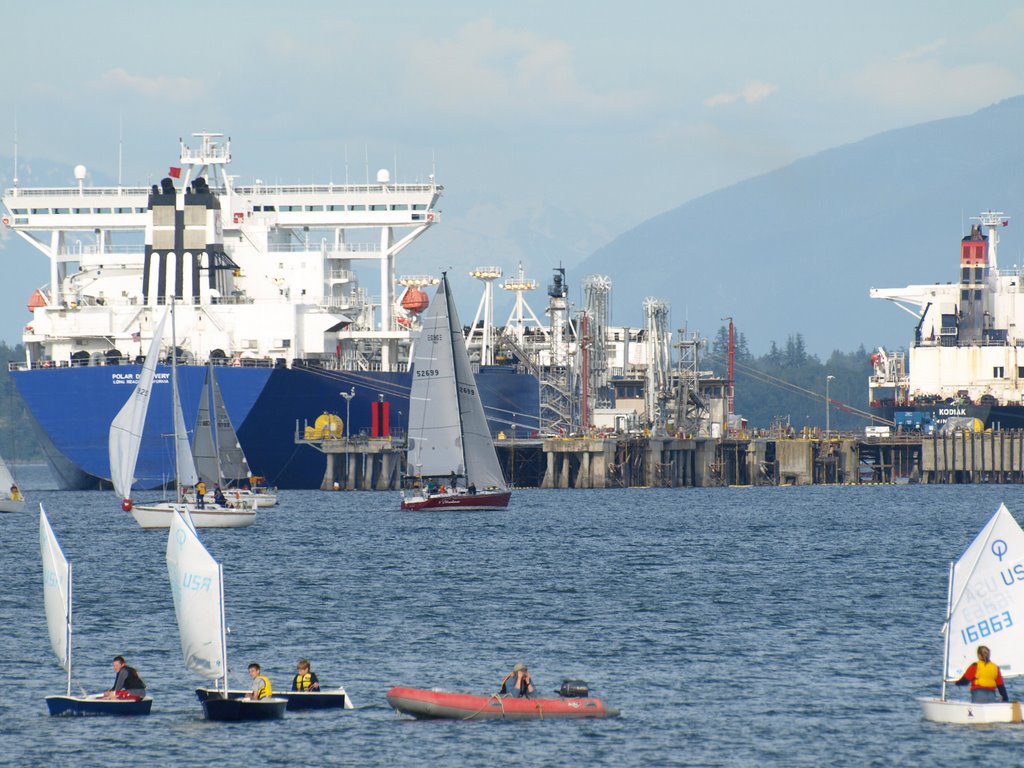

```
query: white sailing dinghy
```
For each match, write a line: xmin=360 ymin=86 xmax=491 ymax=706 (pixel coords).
xmin=166 ymin=508 xmax=286 ymax=721
xmin=109 ymin=306 xmax=255 ymax=529
xmin=400 ymin=273 xmax=511 ymax=511
xmin=188 ymin=362 xmax=277 ymax=510
xmin=0 ymin=453 xmax=25 ymax=513
xmin=41 ymin=505 xmax=153 ymax=716
xmin=919 ymin=502 xmax=1024 ymax=724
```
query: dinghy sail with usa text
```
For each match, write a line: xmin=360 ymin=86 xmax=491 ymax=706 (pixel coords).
xmin=400 ymin=273 xmax=510 ymax=511
xmin=919 ymin=503 xmax=1024 ymax=724
xmin=166 ymin=509 xmax=285 ymax=721
xmin=41 ymin=506 xmax=153 ymax=716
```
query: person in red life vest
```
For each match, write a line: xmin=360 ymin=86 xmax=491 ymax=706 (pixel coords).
xmin=101 ymin=655 xmax=146 ymax=700
xmin=956 ymin=645 xmax=1009 ymax=703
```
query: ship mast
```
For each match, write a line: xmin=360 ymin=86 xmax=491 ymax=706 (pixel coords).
xmin=975 ymin=211 xmax=1008 ymax=270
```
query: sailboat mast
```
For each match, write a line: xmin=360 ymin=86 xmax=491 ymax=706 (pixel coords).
xmin=171 ymin=301 xmax=181 ymax=499
xmin=219 ymin=562 xmax=228 ymax=697
xmin=66 ymin=561 xmax=73 ymax=697
xmin=940 ymin=560 xmax=954 ymax=701
xmin=443 ymin=274 xmax=471 ymax=483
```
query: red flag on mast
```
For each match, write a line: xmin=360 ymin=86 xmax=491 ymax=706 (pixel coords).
xmin=168 ymin=167 xmax=181 ymax=179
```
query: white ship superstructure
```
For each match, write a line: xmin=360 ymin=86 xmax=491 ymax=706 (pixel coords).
xmin=870 ymin=211 xmax=1024 ymax=411
xmin=3 ymin=132 xmax=442 ymax=371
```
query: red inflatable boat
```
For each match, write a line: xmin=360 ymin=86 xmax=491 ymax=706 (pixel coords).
xmin=386 ymin=686 xmax=621 ymax=720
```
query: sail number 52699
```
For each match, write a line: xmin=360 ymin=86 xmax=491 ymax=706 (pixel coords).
xmin=416 ymin=369 xmax=440 ymax=378
xmin=960 ymin=610 xmax=1014 ymax=644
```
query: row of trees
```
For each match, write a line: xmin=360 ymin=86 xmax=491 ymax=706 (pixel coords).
xmin=0 ymin=342 xmax=43 ymax=461
xmin=709 ymin=327 xmax=876 ymax=433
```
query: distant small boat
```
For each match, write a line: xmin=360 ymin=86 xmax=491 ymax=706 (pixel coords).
xmin=919 ymin=502 xmax=1024 ymax=724
xmin=0 ymin=454 xmax=25 ymax=513
xmin=194 ymin=686 xmax=354 ymax=710
xmin=166 ymin=509 xmax=286 ymax=721
xmin=41 ymin=506 xmax=153 ymax=716
xmin=385 ymin=686 xmax=620 ymax=721
xmin=400 ymin=274 xmax=511 ymax=511
xmin=109 ymin=306 xmax=255 ymax=529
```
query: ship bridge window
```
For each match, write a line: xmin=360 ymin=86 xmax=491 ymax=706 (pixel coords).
xmin=55 ymin=208 xmax=69 ymax=214
xmin=97 ymin=208 xmax=112 ymax=214
xmin=348 ymin=205 xmax=365 ymax=211
xmin=11 ymin=208 xmax=26 ymax=215
xmin=370 ymin=204 xmax=387 ymax=211
xmin=962 ymin=267 xmax=971 ymax=282
xmin=994 ymin=366 xmax=1006 ymax=378
xmin=413 ymin=204 xmax=427 ymax=211
xmin=31 ymin=208 xmax=50 ymax=215
xmin=136 ymin=207 xmax=146 ymax=213
xmin=280 ymin=205 xmax=300 ymax=212
xmin=391 ymin=204 xmax=408 ymax=211
xmin=264 ymin=205 xmax=275 ymax=211
xmin=305 ymin=205 xmax=324 ymax=212
xmin=73 ymin=208 xmax=91 ymax=214
xmin=116 ymin=207 xmax=133 ymax=214
xmin=328 ymin=205 xmax=344 ymax=211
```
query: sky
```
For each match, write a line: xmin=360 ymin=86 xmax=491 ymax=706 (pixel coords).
xmin=3 ymin=0 xmax=1024 ymax=347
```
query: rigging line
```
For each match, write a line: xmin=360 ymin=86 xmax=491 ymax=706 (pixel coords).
xmin=708 ymin=354 xmax=877 ymax=421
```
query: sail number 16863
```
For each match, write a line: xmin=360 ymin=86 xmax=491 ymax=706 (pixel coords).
xmin=961 ymin=611 xmax=1014 ymax=644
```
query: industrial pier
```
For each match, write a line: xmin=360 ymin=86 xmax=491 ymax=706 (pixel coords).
xmin=297 ymin=430 xmax=1024 ymax=489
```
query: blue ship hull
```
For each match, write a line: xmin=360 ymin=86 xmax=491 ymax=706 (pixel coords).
xmin=13 ymin=363 xmax=539 ymax=490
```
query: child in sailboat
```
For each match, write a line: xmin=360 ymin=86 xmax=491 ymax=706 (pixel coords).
xmin=955 ymin=645 xmax=1009 ymax=703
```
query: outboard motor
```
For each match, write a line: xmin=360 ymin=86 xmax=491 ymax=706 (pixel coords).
xmin=557 ymin=679 xmax=590 ymax=698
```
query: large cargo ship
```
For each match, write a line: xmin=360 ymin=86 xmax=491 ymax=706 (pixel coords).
xmin=869 ymin=211 xmax=1024 ymax=433
xmin=2 ymin=133 xmax=539 ymax=489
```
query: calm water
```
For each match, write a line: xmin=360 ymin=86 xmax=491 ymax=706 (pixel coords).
xmin=5 ymin=472 xmax=1024 ymax=766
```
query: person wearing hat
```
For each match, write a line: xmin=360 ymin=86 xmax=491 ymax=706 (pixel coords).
xmin=499 ymin=662 xmax=535 ymax=697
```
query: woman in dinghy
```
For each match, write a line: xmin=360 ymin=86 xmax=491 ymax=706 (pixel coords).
xmin=956 ymin=646 xmax=1009 ymax=704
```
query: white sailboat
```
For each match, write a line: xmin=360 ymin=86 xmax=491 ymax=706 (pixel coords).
xmin=109 ymin=306 xmax=255 ymax=529
xmin=41 ymin=505 xmax=153 ymax=716
xmin=919 ymin=502 xmax=1024 ymax=723
xmin=0 ymin=453 xmax=25 ymax=513
xmin=166 ymin=508 xmax=286 ymax=721
xmin=188 ymin=362 xmax=277 ymax=509
xmin=400 ymin=273 xmax=510 ymax=511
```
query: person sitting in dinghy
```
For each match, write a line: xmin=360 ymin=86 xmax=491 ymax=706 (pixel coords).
xmin=955 ymin=645 xmax=1009 ymax=703
xmin=291 ymin=658 xmax=321 ymax=691
xmin=499 ymin=662 xmax=535 ymax=698
xmin=101 ymin=655 xmax=146 ymax=700
xmin=247 ymin=662 xmax=272 ymax=700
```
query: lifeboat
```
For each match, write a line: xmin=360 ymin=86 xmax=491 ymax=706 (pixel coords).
xmin=28 ymin=289 xmax=47 ymax=312
xmin=385 ymin=686 xmax=620 ymax=721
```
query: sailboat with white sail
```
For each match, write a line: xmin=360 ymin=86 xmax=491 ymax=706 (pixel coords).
xmin=189 ymin=362 xmax=277 ymax=509
xmin=400 ymin=273 xmax=510 ymax=511
xmin=41 ymin=505 xmax=153 ymax=716
xmin=0 ymin=453 xmax=25 ymax=513
xmin=166 ymin=508 xmax=286 ymax=721
xmin=919 ymin=502 xmax=1024 ymax=723
xmin=109 ymin=306 xmax=255 ymax=528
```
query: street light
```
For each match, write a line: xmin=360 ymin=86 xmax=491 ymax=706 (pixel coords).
xmin=825 ymin=375 xmax=836 ymax=437
xmin=340 ymin=387 xmax=356 ymax=440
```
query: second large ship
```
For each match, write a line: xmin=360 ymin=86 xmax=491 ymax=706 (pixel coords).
xmin=870 ymin=210 xmax=1024 ymax=433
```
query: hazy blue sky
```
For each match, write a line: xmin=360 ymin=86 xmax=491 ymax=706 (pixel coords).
xmin=3 ymin=1 xmax=1024 ymax=344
